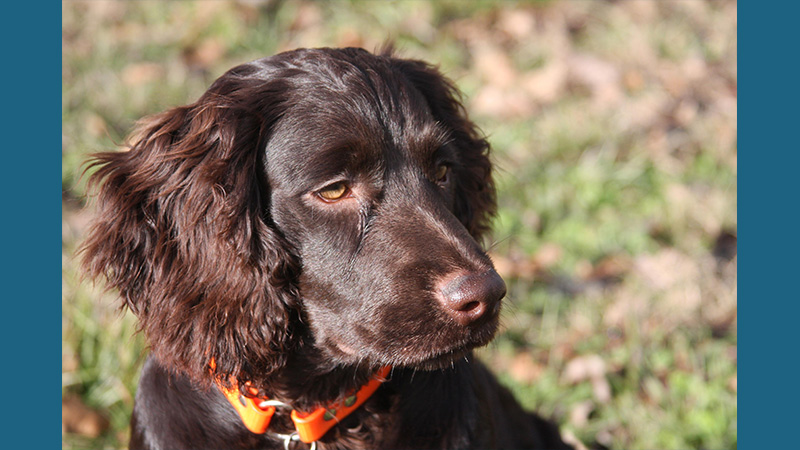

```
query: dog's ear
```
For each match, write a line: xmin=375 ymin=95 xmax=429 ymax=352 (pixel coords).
xmin=390 ymin=57 xmax=497 ymax=242
xmin=81 ymin=60 xmax=299 ymax=389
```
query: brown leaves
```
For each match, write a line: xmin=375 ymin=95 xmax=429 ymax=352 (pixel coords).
xmin=62 ymin=395 xmax=109 ymax=438
xmin=562 ymin=354 xmax=611 ymax=404
xmin=183 ymin=38 xmax=227 ymax=71
xmin=603 ymin=246 xmax=737 ymax=336
xmin=121 ymin=63 xmax=164 ymax=87
xmin=508 ymin=351 xmax=545 ymax=385
xmin=490 ymin=242 xmax=564 ymax=281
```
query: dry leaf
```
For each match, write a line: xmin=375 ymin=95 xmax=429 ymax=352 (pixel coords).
xmin=122 ymin=62 xmax=163 ymax=86
xmin=472 ymin=42 xmax=518 ymax=89
xmin=569 ymin=400 xmax=594 ymax=428
xmin=521 ymin=60 xmax=568 ymax=105
xmin=62 ymin=395 xmax=110 ymax=438
xmin=184 ymin=38 xmax=226 ymax=70
xmin=509 ymin=351 xmax=543 ymax=384
xmin=85 ymin=113 xmax=108 ymax=138
xmin=563 ymin=354 xmax=606 ymax=383
xmin=497 ymin=8 xmax=536 ymax=41
xmin=568 ymin=54 xmax=622 ymax=106
xmin=533 ymin=242 xmax=563 ymax=268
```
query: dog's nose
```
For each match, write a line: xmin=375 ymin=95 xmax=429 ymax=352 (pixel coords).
xmin=439 ymin=270 xmax=506 ymax=326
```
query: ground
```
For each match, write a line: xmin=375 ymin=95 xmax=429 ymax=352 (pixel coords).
xmin=62 ymin=1 xmax=737 ymax=448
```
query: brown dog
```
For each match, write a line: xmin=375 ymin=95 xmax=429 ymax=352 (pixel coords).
xmin=82 ymin=47 xmax=572 ymax=450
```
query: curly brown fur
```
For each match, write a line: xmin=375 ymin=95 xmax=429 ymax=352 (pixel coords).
xmin=81 ymin=47 xmax=572 ymax=450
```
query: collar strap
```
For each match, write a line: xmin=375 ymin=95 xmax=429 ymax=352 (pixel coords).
xmin=213 ymin=364 xmax=391 ymax=444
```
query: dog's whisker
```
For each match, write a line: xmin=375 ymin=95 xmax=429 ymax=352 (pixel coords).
xmin=487 ymin=234 xmax=513 ymax=252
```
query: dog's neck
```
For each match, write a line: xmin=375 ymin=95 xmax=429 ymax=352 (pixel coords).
xmin=216 ymin=361 xmax=391 ymax=443
xmin=266 ymin=346 xmax=385 ymax=410
xmin=200 ymin=341 xmax=487 ymax=447
xmin=270 ymin=358 xmax=380 ymax=410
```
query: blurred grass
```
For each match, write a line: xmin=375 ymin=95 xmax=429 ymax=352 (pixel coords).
xmin=62 ymin=1 xmax=737 ymax=449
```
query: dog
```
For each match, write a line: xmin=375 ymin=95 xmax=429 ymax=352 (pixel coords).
xmin=81 ymin=47 xmax=573 ymax=450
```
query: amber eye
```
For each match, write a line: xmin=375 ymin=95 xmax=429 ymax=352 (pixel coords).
xmin=435 ymin=164 xmax=449 ymax=183
xmin=317 ymin=182 xmax=349 ymax=202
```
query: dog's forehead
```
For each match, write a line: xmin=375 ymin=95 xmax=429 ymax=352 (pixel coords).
xmin=264 ymin=66 xmax=450 ymax=187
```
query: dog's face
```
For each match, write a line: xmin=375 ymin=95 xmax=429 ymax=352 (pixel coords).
xmin=265 ymin=57 xmax=503 ymax=367
xmin=82 ymin=48 xmax=504 ymax=387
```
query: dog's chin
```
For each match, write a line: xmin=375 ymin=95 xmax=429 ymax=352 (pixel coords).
xmin=412 ymin=346 xmax=475 ymax=370
xmin=412 ymin=328 xmax=499 ymax=370
xmin=389 ymin=317 xmax=500 ymax=371
xmin=322 ymin=315 xmax=500 ymax=370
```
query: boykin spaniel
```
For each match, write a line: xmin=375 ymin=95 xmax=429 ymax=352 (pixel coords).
xmin=82 ymin=47 xmax=572 ymax=450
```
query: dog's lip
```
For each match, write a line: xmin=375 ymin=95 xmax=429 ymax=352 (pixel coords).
xmin=326 ymin=310 xmax=500 ymax=369
xmin=405 ymin=327 xmax=499 ymax=369
xmin=407 ymin=311 xmax=500 ymax=366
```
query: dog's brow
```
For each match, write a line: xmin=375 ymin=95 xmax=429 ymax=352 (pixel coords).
xmin=403 ymin=121 xmax=453 ymax=161
xmin=305 ymin=141 xmax=383 ymax=182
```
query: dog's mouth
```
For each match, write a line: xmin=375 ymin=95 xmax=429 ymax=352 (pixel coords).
xmin=396 ymin=314 xmax=500 ymax=370
xmin=319 ymin=303 xmax=501 ymax=370
xmin=329 ymin=335 xmax=485 ymax=370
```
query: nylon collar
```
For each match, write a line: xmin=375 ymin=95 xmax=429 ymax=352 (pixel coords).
xmin=213 ymin=364 xmax=392 ymax=444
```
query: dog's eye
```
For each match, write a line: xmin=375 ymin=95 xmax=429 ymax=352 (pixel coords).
xmin=317 ymin=182 xmax=349 ymax=202
xmin=435 ymin=164 xmax=449 ymax=184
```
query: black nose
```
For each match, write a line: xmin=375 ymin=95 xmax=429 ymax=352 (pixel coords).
xmin=439 ymin=270 xmax=506 ymax=326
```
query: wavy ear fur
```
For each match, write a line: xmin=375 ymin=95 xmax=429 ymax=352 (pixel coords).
xmin=80 ymin=60 xmax=299 ymax=390
xmin=389 ymin=57 xmax=497 ymax=242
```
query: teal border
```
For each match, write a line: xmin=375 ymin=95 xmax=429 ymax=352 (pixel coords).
xmin=36 ymin=1 xmax=761 ymax=447
xmin=739 ymin=2 xmax=793 ymax=448
xmin=2 ymin=2 xmax=62 ymax=445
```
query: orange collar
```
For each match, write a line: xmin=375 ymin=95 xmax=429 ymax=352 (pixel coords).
xmin=214 ymin=365 xmax=391 ymax=444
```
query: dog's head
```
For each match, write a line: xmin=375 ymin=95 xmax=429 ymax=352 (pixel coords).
xmin=82 ymin=48 xmax=504 ymax=391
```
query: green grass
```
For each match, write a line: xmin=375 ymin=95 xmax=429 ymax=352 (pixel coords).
xmin=62 ymin=1 xmax=737 ymax=449
xmin=62 ymin=239 xmax=146 ymax=448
